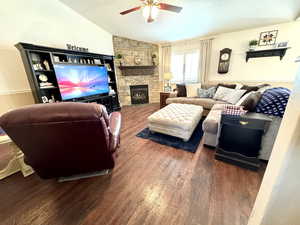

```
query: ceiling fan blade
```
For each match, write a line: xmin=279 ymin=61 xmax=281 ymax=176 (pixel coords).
xmin=120 ymin=6 xmax=141 ymax=15
xmin=158 ymin=3 xmax=182 ymax=13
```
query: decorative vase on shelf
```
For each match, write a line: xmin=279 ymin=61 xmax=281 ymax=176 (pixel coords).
xmin=249 ymin=45 xmax=256 ymax=51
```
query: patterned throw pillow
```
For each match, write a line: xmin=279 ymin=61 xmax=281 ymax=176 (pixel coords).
xmin=197 ymin=86 xmax=217 ymax=98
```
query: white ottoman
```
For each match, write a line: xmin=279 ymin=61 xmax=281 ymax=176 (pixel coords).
xmin=148 ymin=103 xmax=203 ymax=141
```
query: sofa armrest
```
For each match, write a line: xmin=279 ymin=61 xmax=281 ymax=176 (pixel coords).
xmin=109 ymin=112 xmax=122 ymax=152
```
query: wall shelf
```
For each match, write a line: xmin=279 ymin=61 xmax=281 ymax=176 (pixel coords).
xmin=246 ymin=48 xmax=290 ymax=62
xmin=119 ymin=65 xmax=156 ymax=76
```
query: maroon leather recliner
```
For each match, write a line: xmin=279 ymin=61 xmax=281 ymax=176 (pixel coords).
xmin=0 ymin=102 xmax=121 ymax=179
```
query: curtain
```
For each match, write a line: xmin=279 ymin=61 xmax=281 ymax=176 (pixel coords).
xmin=199 ymin=39 xmax=212 ymax=84
xmin=172 ymin=40 xmax=201 ymax=54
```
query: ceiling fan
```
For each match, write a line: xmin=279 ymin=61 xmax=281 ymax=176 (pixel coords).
xmin=120 ymin=0 xmax=183 ymax=23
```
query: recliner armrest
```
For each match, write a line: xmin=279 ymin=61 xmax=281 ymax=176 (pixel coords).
xmin=109 ymin=112 xmax=121 ymax=152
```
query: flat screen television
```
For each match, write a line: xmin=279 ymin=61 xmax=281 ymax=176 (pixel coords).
xmin=54 ymin=64 xmax=109 ymax=100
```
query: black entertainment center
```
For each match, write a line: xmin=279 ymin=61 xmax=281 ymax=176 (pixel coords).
xmin=15 ymin=42 xmax=121 ymax=113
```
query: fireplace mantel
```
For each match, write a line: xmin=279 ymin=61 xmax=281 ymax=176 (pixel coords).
xmin=119 ymin=65 xmax=156 ymax=76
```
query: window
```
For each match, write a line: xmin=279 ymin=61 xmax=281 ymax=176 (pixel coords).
xmin=171 ymin=51 xmax=200 ymax=83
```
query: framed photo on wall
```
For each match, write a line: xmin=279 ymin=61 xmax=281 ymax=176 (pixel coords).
xmin=258 ymin=30 xmax=278 ymax=46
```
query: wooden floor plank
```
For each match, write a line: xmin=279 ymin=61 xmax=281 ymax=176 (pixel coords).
xmin=0 ymin=104 xmax=265 ymax=225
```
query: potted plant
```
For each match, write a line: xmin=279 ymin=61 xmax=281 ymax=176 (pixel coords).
xmin=249 ymin=40 xmax=258 ymax=51
xmin=115 ymin=53 xmax=123 ymax=66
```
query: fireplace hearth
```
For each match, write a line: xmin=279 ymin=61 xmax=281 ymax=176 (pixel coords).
xmin=130 ymin=85 xmax=149 ymax=104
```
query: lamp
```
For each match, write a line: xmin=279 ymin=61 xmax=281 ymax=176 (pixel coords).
xmin=163 ymin=72 xmax=173 ymax=92
xmin=143 ymin=5 xmax=159 ymax=23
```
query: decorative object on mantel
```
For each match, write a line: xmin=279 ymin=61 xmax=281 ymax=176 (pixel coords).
xmin=163 ymin=72 xmax=173 ymax=92
xmin=218 ymin=48 xmax=232 ymax=74
xmin=134 ymin=56 xmax=142 ymax=65
xmin=115 ymin=53 xmax=123 ymax=66
xmin=119 ymin=65 xmax=156 ymax=76
xmin=246 ymin=47 xmax=290 ymax=62
xmin=152 ymin=53 xmax=157 ymax=65
xmin=66 ymin=44 xmax=88 ymax=52
xmin=249 ymin=40 xmax=258 ymax=51
xmin=258 ymin=30 xmax=278 ymax=46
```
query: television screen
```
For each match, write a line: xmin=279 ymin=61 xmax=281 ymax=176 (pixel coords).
xmin=54 ymin=64 xmax=109 ymax=100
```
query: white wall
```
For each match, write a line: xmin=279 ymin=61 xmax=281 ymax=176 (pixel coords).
xmin=0 ymin=0 xmax=113 ymax=94
xmin=248 ymin=60 xmax=300 ymax=225
xmin=209 ymin=21 xmax=300 ymax=84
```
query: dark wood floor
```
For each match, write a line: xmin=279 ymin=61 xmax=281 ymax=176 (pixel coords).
xmin=0 ymin=104 xmax=265 ymax=225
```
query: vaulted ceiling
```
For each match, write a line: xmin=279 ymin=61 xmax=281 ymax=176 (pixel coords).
xmin=59 ymin=0 xmax=300 ymax=43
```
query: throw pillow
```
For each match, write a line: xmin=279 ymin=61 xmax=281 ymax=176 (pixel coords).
xmin=186 ymin=83 xmax=201 ymax=97
xmin=241 ymin=85 xmax=259 ymax=94
xmin=217 ymin=83 xmax=237 ymax=89
xmin=224 ymin=89 xmax=247 ymax=104
xmin=176 ymin=84 xmax=187 ymax=97
xmin=213 ymin=86 xmax=246 ymax=104
xmin=213 ymin=86 xmax=232 ymax=101
xmin=197 ymin=86 xmax=217 ymax=98
xmin=236 ymin=91 xmax=253 ymax=106
xmin=236 ymin=91 xmax=262 ymax=111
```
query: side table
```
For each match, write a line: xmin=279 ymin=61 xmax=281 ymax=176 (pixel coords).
xmin=160 ymin=92 xmax=170 ymax=108
xmin=215 ymin=113 xmax=272 ymax=170
xmin=0 ymin=135 xmax=34 ymax=180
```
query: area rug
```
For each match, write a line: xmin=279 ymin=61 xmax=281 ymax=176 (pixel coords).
xmin=136 ymin=120 xmax=204 ymax=153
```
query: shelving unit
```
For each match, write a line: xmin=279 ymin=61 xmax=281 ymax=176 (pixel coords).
xmin=15 ymin=42 xmax=121 ymax=113
xmin=246 ymin=48 xmax=290 ymax=62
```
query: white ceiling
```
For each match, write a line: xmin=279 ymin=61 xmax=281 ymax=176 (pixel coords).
xmin=59 ymin=0 xmax=300 ymax=43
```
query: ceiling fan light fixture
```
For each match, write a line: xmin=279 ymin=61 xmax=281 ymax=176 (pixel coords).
xmin=142 ymin=5 xmax=159 ymax=22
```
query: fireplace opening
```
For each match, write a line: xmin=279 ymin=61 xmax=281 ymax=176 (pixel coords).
xmin=130 ymin=85 xmax=149 ymax=104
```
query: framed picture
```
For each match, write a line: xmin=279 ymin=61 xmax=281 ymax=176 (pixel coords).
xmin=259 ymin=30 xmax=278 ymax=46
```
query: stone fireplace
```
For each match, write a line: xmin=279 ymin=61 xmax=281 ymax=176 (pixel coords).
xmin=113 ymin=36 xmax=162 ymax=106
xmin=130 ymin=85 xmax=149 ymax=104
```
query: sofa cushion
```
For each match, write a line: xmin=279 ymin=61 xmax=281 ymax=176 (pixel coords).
xmin=241 ymin=85 xmax=259 ymax=94
xmin=217 ymin=83 xmax=236 ymax=89
xmin=166 ymin=97 xmax=226 ymax=110
xmin=176 ymin=84 xmax=187 ymax=97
